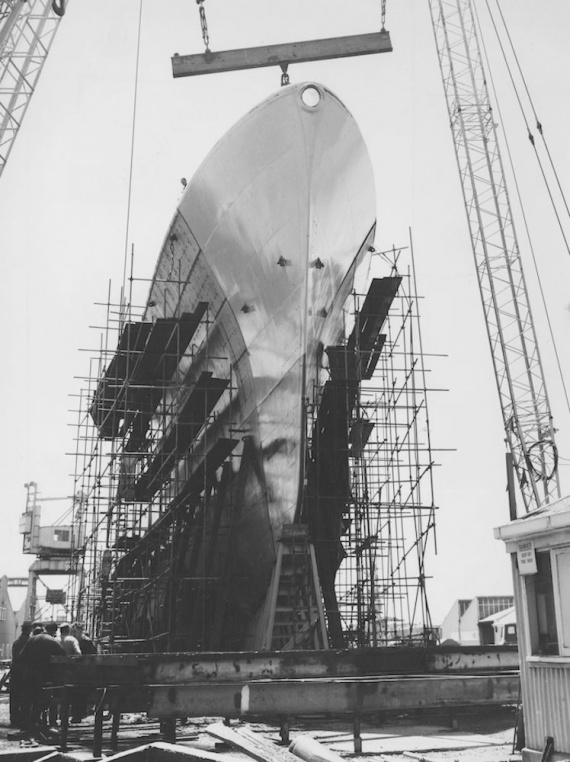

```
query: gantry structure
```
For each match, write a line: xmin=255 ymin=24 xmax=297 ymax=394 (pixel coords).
xmin=0 ymin=0 xmax=65 ymax=179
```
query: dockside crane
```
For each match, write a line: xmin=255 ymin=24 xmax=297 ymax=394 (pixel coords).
xmin=428 ymin=0 xmax=561 ymax=515
xmin=0 ymin=0 xmax=65 ymax=180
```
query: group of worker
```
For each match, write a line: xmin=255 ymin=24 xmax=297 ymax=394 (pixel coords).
xmin=9 ymin=620 xmax=97 ymax=740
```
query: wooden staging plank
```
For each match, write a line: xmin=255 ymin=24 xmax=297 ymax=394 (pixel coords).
xmin=172 ymin=31 xmax=392 ymax=78
xmin=206 ymin=722 xmax=298 ymax=762
xmin=102 ymin=741 xmax=226 ymax=761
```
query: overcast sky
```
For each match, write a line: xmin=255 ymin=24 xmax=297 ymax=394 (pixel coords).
xmin=1 ymin=0 xmax=569 ymax=624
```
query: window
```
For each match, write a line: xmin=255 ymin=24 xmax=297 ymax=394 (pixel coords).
xmin=0 ymin=607 xmax=6 ymax=622
xmin=477 ymin=596 xmax=514 ymax=620
xmin=525 ymin=550 xmax=558 ymax=655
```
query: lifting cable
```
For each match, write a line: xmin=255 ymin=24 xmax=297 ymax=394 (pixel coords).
xmin=489 ymin=0 xmax=570 ymax=224
xmin=121 ymin=0 xmax=144 ymax=303
xmin=483 ymin=0 xmax=570 ymax=260
xmin=193 ymin=1 xmax=386 ymax=82
xmin=473 ymin=2 xmax=570 ymax=420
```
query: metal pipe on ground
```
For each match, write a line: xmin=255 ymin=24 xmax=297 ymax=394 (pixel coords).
xmin=289 ymin=735 xmax=344 ymax=762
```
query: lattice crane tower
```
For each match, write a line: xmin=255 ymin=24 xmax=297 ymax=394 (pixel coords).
xmin=428 ymin=0 xmax=560 ymax=514
xmin=0 ymin=0 xmax=65 ymax=180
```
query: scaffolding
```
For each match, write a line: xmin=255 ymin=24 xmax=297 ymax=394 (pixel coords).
xmin=70 ymin=271 xmax=240 ymax=653
xmin=70 ymin=246 xmax=437 ymax=652
xmin=334 ymin=252 xmax=438 ymax=647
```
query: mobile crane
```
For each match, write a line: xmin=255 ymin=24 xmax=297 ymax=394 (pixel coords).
xmin=428 ymin=0 xmax=561 ymax=516
xmin=0 ymin=0 xmax=65 ymax=180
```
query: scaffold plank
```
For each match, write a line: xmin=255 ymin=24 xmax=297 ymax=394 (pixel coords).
xmin=90 ymin=305 xmax=208 ymax=440
xmin=133 ymin=372 xmax=229 ymax=499
xmin=348 ymin=276 xmax=401 ymax=379
xmin=90 ymin=321 xmax=152 ymax=438
xmin=206 ymin=723 xmax=299 ymax=762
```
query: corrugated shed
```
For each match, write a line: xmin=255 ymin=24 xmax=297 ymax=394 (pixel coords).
xmin=512 ymin=554 xmax=570 ymax=755
xmin=524 ymin=662 xmax=570 ymax=752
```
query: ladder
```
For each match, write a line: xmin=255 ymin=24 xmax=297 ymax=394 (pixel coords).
xmin=260 ymin=524 xmax=329 ymax=651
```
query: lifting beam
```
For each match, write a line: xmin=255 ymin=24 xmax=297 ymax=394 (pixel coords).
xmin=172 ymin=31 xmax=392 ymax=78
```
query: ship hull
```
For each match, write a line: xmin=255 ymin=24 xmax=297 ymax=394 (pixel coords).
xmin=120 ymin=83 xmax=376 ymax=649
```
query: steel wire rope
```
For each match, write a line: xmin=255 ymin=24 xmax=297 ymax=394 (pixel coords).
xmin=482 ymin=6 xmax=569 ymax=476
xmin=110 ymin=5 xmax=144 ymax=647
xmin=121 ymin=0 xmax=144 ymax=315
xmin=490 ymin=0 xmax=570 ymax=224
xmin=482 ymin=0 xmax=570 ymax=261
xmin=473 ymin=1 xmax=570 ymax=422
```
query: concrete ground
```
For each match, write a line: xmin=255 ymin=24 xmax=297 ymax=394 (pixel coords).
xmin=279 ymin=709 xmax=519 ymax=762
xmin=0 ymin=695 xmax=521 ymax=761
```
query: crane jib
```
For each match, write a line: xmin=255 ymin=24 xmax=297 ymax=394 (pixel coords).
xmin=428 ymin=0 xmax=560 ymax=515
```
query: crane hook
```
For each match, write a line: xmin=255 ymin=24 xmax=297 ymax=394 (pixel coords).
xmin=52 ymin=0 xmax=65 ymax=17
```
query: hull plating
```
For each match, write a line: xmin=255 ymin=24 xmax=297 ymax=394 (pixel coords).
xmin=130 ymin=83 xmax=376 ymax=648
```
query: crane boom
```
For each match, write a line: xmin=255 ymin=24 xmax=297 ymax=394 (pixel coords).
xmin=0 ymin=0 xmax=64 ymax=180
xmin=428 ymin=0 xmax=560 ymax=514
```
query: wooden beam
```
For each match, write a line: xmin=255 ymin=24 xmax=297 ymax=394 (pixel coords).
xmin=172 ymin=31 xmax=392 ymax=78
xmin=205 ymin=723 xmax=298 ymax=762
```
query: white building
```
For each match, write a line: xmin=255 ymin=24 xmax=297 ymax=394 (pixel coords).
xmin=440 ymin=595 xmax=515 ymax=646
